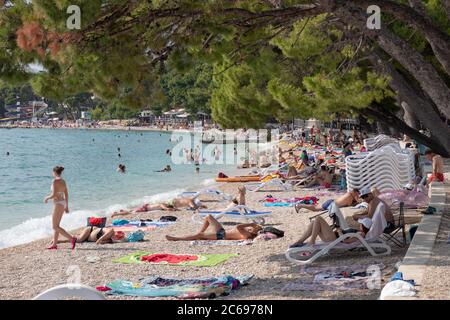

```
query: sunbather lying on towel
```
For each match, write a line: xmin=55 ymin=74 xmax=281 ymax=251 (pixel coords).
xmin=352 ymin=187 xmax=396 ymax=233
xmin=289 ymin=216 xmax=372 ymax=248
xmin=111 ymin=203 xmax=177 ymax=217
xmin=295 ymin=189 xmax=360 ymax=213
xmin=112 ymin=197 xmax=206 ymax=217
xmin=76 ymin=226 xmax=116 ymax=245
xmin=166 ymin=214 xmax=262 ymax=241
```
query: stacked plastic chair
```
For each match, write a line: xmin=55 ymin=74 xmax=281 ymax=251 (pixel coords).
xmin=364 ymin=134 xmax=400 ymax=151
xmin=346 ymin=144 xmax=415 ymax=192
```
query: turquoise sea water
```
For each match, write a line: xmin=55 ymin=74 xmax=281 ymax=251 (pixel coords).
xmin=0 ymin=128 xmax=236 ymax=248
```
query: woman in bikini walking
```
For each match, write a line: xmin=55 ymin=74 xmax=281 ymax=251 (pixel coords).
xmin=44 ymin=166 xmax=76 ymax=250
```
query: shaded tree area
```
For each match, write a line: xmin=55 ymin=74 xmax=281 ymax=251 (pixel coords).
xmin=0 ymin=1 xmax=449 ymax=154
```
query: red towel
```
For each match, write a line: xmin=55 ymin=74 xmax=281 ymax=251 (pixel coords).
xmin=140 ymin=254 xmax=199 ymax=264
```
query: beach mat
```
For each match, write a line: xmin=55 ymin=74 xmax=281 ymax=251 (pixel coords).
xmin=107 ymin=226 xmax=157 ymax=232
xmin=107 ymin=221 xmax=175 ymax=232
xmin=100 ymin=275 xmax=253 ymax=298
xmin=190 ymin=240 xmax=253 ymax=246
xmin=113 ymin=251 xmax=238 ymax=267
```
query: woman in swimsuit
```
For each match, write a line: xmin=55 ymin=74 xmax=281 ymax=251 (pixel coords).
xmin=111 ymin=202 xmax=177 ymax=217
xmin=44 ymin=166 xmax=76 ymax=250
xmin=165 ymin=214 xmax=262 ymax=241
xmin=289 ymin=216 xmax=371 ymax=248
xmin=76 ymin=226 xmax=115 ymax=245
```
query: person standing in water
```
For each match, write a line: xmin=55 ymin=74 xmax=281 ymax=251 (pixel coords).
xmin=44 ymin=166 xmax=76 ymax=250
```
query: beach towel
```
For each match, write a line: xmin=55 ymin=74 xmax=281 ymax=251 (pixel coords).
xmin=365 ymin=202 xmax=388 ymax=241
xmin=190 ymin=240 xmax=253 ymax=246
xmin=282 ymin=278 xmax=368 ymax=291
xmin=303 ymin=263 xmax=385 ymax=275
xmin=113 ymin=251 xmax=238 ymax=267
xmin=263 ymin=196 xmax=319 ymax=207
xmin=107 ymin=226 xmax=157 ymax=232
xmin=100 ymin=275 xmax=252 ymax=299
xmin=282 ymin=265 xmax=385 ymax=292
xmin=107 ymin=220 xmax=175 ymax=232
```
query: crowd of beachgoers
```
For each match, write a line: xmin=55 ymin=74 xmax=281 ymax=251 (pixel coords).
xmin=0 ymin=125 xmax=447 ymax=300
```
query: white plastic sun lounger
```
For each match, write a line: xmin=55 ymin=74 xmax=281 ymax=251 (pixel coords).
xmin=192 ymin=205 xmax=271 ymax=225
xmin=180 ymin=189 xmax=233 ymax=202
xmin=245 ymin=178 xmax=293 ymax=192
xmin=33 ymin=284 xmax=106 ymax=300
xmin=285 ymin=202 xmax=391 ymax=265
xmin=285 ymin=233 xmax=391 ymax=265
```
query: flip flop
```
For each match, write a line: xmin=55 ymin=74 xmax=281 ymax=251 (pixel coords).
xmin=71 ymin=237 xmax=77 ymax=250
xmin=47 ymin=245 xmax=57 ymax=250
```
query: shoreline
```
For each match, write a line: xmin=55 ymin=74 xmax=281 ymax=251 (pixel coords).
xmin=0 ymin=180 xmax=408 ymax=300
xmin=0 ymin=165 xmax=246 ymax=251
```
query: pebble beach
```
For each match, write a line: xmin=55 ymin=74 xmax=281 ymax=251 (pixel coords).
xmin=0 ymin=179 xmax=411 ymax=300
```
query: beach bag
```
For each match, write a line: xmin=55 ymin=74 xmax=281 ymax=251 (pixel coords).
xmin=87 ymin=217 xmax=107 ymax=228
xmin=262 ymin=227 xmax=284 ymax=238
xmin=127 ymin=230 xmax=145 ymax=242
xmin=160 ymin=216 xmax=177 ymax=222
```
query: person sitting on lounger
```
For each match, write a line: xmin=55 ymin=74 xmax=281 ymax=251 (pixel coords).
xmin=289 ymin=215 xmax=372 ymax=248
xmin=295 ymin=188 xmax=360 ymax=213
xmin=304 ymin=165 xmax=333 ymax=188
xmin=224 ymin=185 xmax=246 ymax=210
xmin=166 ymin=214 xmax=262 ymax=241
xmin=76 ymin=226 xmax=115 ymax=245
xmin=352 ymin=187 xmax=396 ymax=233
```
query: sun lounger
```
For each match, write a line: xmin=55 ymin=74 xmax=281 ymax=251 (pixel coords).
xmin=286 ymin=202 xmax=391 ymax=265
xmin=192 ymin=205 xmax=271 ymax=225
xmin=364 ymin=134 xmax=400 ymax=151
xmin=180 ymin=189 xmax=232 ymax=202
xmin=245 ymin=178 xmax=293 ymax=192
xmin=345 ymin=144 xmax=416 ymax=192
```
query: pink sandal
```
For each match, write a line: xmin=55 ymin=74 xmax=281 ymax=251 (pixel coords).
xmin=47 ymin=245 xmax=57 ymax=250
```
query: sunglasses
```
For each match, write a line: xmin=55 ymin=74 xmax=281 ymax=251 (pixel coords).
xmin=361 ymin=194 xmax=370 ymax=199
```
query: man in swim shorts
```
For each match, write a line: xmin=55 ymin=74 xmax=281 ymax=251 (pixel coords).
xmin=295 ymin=189 xmax=360 ymax=213
xmin=166 ymin=214 xmax=262 ymax=241
xmin=425 ymin=149 xmax=445 ymax=185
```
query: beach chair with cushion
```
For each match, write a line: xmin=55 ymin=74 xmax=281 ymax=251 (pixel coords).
xmin=285 ymin=202 xmax=391 ymax=265
xmin=192 ymin=205 xmax=272 ymax=225
xmin=180 ymin=189 xmax=233 ymax=202
xmin=245 ymin=178 xmax=294 ymax=192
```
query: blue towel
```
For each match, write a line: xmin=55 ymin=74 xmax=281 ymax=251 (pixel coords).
xmin=112 ymin=219 xmax=130 ymax=226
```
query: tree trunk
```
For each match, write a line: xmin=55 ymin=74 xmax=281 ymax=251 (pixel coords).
xmin=369 ymin=52 xmax=450 ymax=154
xmin=441 ymin=0 xmax=450 ymax=19
xmin=401 ymin=102 xmax=419 ymax=130
xmin=336 ymin=6 xmax=450 ymax=119
xmin=375 ymin=29 xmax=450 ymax=119
xmin=344 ymin=0 xmax=450 ymax=75
xmin=364 ymin=105 xmax=450 ymax=157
